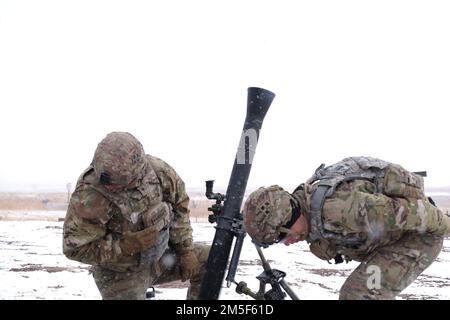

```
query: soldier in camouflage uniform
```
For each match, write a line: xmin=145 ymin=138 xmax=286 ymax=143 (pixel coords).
xmin=63 ymin=132 xmax=209 ymax=300
xmin=243 ymin=156 xmax=450 ymax=299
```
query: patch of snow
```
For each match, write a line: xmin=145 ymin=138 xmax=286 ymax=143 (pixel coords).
xmin=1 ymin=218 xmax=449 ymax=300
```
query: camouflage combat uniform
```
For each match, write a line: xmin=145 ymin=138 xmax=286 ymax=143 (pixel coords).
xmin=63 ymin=135 xmax=209 ymax=300
xmin=243 ymin=156 xmax=450 ymax=300
xmin=293 ymin=157 xmax=450 ymax=299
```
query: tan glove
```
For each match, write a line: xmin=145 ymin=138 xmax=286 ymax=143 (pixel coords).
xmin=120 ymin=227 xmax=158 ymax=256
xmin=309 ymin=239 xmax=337 ymax=261
xmin=178 ymin=251 xmax=200 ymax=282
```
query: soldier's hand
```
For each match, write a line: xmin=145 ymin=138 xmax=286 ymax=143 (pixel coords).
xmin=178 ymin=251 xmax=200 ymax=282
xmin=120 ymin=227 xmax=158 ymax=256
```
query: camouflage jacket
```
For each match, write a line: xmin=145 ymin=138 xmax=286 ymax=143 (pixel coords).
xmin=63 ymin=155 xmax=194 ymax=272
xmin=293 ymin=157 xmax=450 ymax=262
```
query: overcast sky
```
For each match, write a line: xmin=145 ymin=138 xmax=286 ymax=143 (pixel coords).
xmin=1 ymin=1 xmax=449 ymax=193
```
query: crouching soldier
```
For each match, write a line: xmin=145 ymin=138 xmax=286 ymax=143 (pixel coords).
xmin=243 ymin=156 xmax=450 ymax=299
xmin=63 ymin=132 xmax=209 ymax=300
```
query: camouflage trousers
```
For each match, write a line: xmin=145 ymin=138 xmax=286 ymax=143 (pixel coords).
xmin=92 ymin=244 xmax=210 ymax=300
xmin=339 ymin=233 xmax=443 ymax=300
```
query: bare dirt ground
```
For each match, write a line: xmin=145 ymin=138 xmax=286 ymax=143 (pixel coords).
xmin=0 ymin=193 xmax=68 ymax=211
xmin=0 ymin=191 xmax=212 ymax=221
xmin=1 ymin=190 xmax=448 ymax=220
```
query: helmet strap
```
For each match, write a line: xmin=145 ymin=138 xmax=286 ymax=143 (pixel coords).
xmin=282 ymin=197 xmax=302 ymax=229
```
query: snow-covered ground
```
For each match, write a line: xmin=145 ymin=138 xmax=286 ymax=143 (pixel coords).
xmin=1 ymin=211 xmax=450 ymax=300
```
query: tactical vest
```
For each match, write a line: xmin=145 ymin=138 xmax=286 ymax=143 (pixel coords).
xmin=81 ymin=156 xmax=172 ymax=271
xmin=296 ymin=156 xmax=425 ymax=262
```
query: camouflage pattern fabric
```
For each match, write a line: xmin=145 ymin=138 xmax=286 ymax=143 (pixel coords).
xmin=339 ymin=233 xmax=443 ymax=299
xmin=243 ymin=156 xmax=450 ymax=299
xmin=93 ymin=244 xmax=210 ymax=300
xmin=93 ymin=131 xmax=147 ymax=186
xmin=63 ymin=155 xmax=194 ymax=269
xmin=63 ymin=132 xmax=198 ymax=299
xmin=243 ymin=185 xmax=293 ymax=245
xmin=297 ymin=171 xmax=450 ymax=299
xmin=299 ymin=179 xmax=450 ymax=262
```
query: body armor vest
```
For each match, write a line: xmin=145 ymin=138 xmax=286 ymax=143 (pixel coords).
xmin=81 ymin=157 xmax=172 ymax=271
xmin=295 ymin=156 xmax=425 ymax=262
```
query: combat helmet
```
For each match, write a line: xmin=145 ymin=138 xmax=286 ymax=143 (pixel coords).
xmin=243 ymin=185 xmax=295 ymax=246
xmin=93 ymin=132 xmax=147 ymax=187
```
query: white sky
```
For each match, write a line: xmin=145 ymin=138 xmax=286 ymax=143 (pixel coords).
xmin=1 ymin=0 xmax=449 ymax=192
